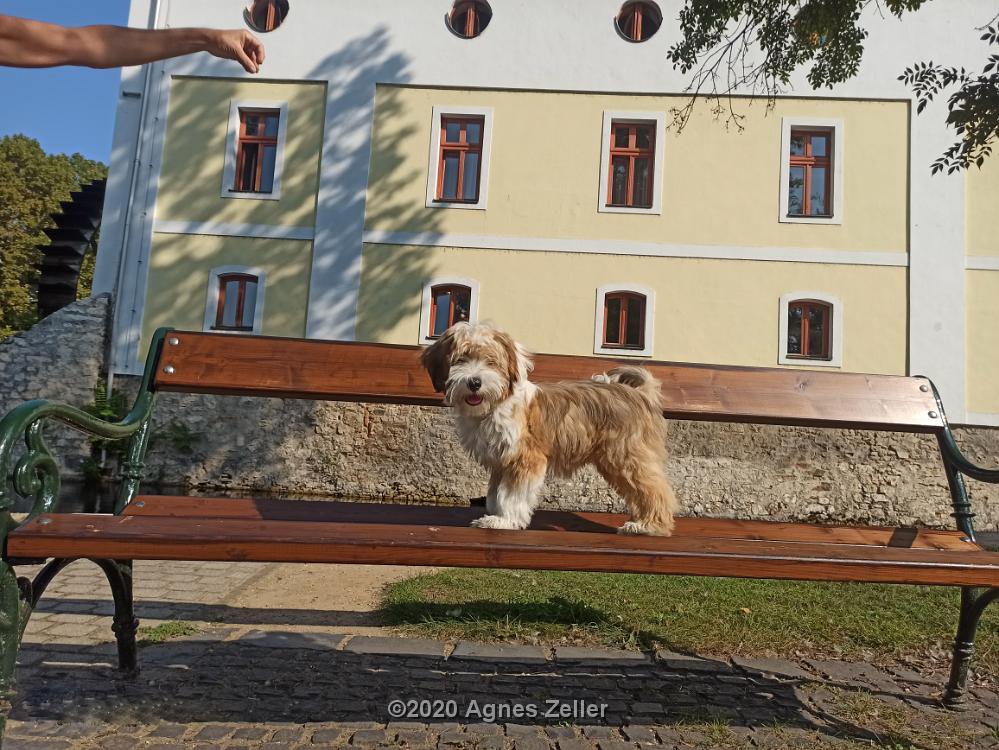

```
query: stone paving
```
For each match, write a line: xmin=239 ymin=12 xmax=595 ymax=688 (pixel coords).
xmin=4 ymin=559 xmax=998 ymax=750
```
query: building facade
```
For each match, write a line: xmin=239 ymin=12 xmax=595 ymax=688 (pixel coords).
xmin=95 ymin=0 xmax=999 ymax=426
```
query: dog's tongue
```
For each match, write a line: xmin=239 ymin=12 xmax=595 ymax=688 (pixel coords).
xmin=465 ymin=394 xmax=483 ymax=406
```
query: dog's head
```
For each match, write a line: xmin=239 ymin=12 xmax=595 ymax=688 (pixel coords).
xmin=421 ymin=322 xmax=533 ymax=416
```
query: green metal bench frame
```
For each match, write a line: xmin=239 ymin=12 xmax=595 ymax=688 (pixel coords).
xmin=0 ymin=327 xmax=997 ymax=737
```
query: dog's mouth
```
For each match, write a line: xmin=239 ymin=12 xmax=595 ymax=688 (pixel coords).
xmin=464 ymin=394 xmax=484 ymax=406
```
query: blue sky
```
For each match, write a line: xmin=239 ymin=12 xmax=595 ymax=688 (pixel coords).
xmin=0 ymin=1 xmax=130 ymax=163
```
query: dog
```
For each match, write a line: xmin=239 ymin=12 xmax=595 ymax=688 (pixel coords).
xmin=420 ymin=322 xmax=679 ymax=536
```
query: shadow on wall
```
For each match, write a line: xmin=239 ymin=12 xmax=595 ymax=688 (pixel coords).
xmin=138 ymin=30 xmax=454 ymax=498
xmin=305 ymin=28 xmax=444 ymax=342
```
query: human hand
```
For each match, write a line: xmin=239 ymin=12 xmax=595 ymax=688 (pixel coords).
xmin=203 ymin=28 xmax=265 ymax=73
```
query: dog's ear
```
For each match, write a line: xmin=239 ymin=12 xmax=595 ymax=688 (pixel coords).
xmin=496 ymin=330 xmax=525 ymax=386
xmin=421 ymin=328 xmax=455 ymax=393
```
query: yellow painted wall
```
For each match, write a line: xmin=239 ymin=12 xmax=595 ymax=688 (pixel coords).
xmin=357 ymin=243 xmax=907 ymax=375
xmin=967 ymin=157 xmax=999 ymax=257
xmin=156 ymin=77 xmax=326 ymax=227
xmin=967 ymin=271 xmax=999 ymax=413
xmin=140 ymin=233 xmax=311 ymax=360
xmin=366 ymin=86 xmax=909 ymax=253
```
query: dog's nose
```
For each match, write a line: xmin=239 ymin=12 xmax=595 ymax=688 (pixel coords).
xmin=468 ymin=377 xmax=482 ymax=392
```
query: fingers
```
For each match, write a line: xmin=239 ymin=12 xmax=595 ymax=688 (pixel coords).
xmin=244 ymin=31 xmax=265 ymax=66
xmin=233 ymin=43 xmax=258 ymax=74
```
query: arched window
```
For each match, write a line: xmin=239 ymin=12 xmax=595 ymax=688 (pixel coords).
xmin=778 ymin=293 xmax=842 ymax=367
xmin=785 ymin=299 xmax=831 ymax=360
xmin=595 ymin=284 xmax=654 ymax=356
xmin=245 ymin=0 xmax=289 ymax=33
xmin=447 ymin=0 xmax=492 ymax=39
xmin=419 ymin=277 xmax=479 ymax=343
xmin=615 ymin=1 xmax=662 ymax=42
xmin=214 ymin=274 xmax=259 ymax=332
xmin=603 ymin=291 xmax=647 ymax=350
xmin=204 ymin=266 xmax=266 ymax=334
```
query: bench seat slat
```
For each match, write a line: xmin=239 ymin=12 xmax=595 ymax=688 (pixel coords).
xmin=123 ymin=496 xmax=976 ymax=552
xmin=10 ymin=514 xmax=998 ymax=587
xmin=152 ymin=332 xmax=944 ymax=432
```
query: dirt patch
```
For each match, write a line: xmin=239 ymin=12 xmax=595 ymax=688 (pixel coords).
xmin=224 ymin=563 xmax=434 ymax=636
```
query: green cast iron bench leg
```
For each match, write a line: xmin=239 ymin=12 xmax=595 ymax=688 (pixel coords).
xmin=944 ymin=585 xmax=999 ymax=708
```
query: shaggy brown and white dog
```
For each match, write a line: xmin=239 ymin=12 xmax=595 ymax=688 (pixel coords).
xmin=421 ymin=322 xmax=679 ymax=536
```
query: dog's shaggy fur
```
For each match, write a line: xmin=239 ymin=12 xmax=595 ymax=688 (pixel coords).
xmin=421 ymin=322 xmax=679 ymax=535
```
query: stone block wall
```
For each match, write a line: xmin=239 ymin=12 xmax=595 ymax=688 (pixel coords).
xmin=0 ymin=295 xmax=111 ymax=479
xmin=2 ymin=295 xmax=997 ymax=531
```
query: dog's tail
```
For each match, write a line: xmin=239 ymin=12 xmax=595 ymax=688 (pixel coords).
xmin=599 ymin=366 xmax=663 ymax=407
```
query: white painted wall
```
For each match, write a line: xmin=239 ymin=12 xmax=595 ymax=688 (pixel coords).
xmin=96 ymin=0 xmax=997 ymax=424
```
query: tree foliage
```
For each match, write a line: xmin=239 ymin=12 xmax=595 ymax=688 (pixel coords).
xmin=0 ymin=135 xmax=106 ymax=339
xmin=667 ymin=1 xmax=997 ymax=172
xmin=899 ymin=22 xmax=999 ymax=173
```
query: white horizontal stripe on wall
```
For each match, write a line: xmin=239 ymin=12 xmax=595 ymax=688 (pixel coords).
xmin=361 ymin=230 xmax=909 ymax=268
xmin=963 ymin=412 xmax=999 ymax=428
xmin=153 ymin=220 xmax=315 ymax=241
xmin=966 ymin=257 xmax=999 ymax=271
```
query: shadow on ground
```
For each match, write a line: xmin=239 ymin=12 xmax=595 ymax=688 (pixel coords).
xmin=10 ymin=636 xmax=989 ymax=749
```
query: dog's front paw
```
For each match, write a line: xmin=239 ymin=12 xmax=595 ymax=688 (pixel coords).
xmin=471 ymin=514 xmax=522 ymax=530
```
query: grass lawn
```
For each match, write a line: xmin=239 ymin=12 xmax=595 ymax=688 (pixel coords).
xmin=381 ymin=569 xmax=999 ymax=670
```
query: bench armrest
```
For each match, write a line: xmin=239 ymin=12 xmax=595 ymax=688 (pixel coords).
xmin=938 ymin=428 xmax=999 ymax=484
xmin=0 ymin=330 xmax=167 ymax=530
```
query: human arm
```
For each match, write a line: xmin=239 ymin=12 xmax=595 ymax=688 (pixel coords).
xmin=0 ymin=15 xmax=265 ymax=72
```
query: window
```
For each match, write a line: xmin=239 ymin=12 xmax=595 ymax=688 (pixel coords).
xmin=779 ymin=118 xmax=843 ymax=224
xmin=234 ymin=109 xmax=279 ymax=193
xmin=429 ymin=285 xmax=472 ymax=338
xmin=447 ymin=0 xmax=492 ymax=38
xmin=594 ymin=284 xmax=655 ymax=357
xmin=788 ymin=130 xmax=832 ymax=217
xmin=244 ymin=0 xmax=289 ymax=32
xmin=426 ymin=106 xmax=493 ymax=210
xmin=222 ymin=100 xmax=288 ymax=201
xmin=419 ymin=277 xmax=480 ymax=344
xmin=598 ymin=112 xmax=665 ymax=215
xmin=615 ymin=1 xmax=662 ymax=42
xmin=786 ymin=300 xmax=830 ymax=359
xmin=608 ymin=122 xmax=655 ymax=208
xmin=603 ymin=292 xmax=646 ymax=348
xmin=204 ymin=266 xmax=266 ymax=334
xmin=778 ymin=292 xmax=842 ymax=367
xmin=436 ymin=117 xmax=484 ymax=203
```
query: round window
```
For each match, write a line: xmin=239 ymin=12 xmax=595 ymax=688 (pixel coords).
xmin=447 ymin=0 xmax=492 ymax=39
xmin=615 ymin=1 xmax=662 ymax=43
xmin=244 ymin=0 xmax=289 ymax=33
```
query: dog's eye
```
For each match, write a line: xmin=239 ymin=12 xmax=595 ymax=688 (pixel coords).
xmin=454 ymin=356 xmax=468 ymax=364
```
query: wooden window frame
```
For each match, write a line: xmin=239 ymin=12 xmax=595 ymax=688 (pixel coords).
xmin=788 ymin=129 xmax=833 ymax=218
xmin=213 ymin=273 xmax=259 ymax=332
xmin=601 ymin=292 xmax=647 ymax=350
xmin=606 ymin=122 xmax=656 ymax=209
xmin=616 ymin=1 xmax=662 ymax=42
xmin=234 ymin=109 xmax=280 ymax=194
xmin=785 ymin=299 xmax=832 ymax=361
xmin=421 ymin=279 xmax=479 ymax=343
xmin=448 ymin=0 xmax=491 ymax=38
xmin=435 ymin=117 xmax=485 ymax=204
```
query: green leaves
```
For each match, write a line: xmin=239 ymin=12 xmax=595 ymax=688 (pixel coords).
xmin=0 ymin=135 xmax=106 ymax=339
xmin=899 ymin=23 xmax=999 ymax=174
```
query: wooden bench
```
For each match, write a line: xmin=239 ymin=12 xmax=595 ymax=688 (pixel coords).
xmin=1 ymin=327 xmax=997 ymax=734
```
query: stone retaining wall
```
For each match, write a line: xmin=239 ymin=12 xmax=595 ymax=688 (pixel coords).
xmin=136 ymin=389 xmax=999 ymax=531
xmin=0 ymin=295 xmax=110 ymax=478
xmin=3 ymin=296 xmax=997 ymax=530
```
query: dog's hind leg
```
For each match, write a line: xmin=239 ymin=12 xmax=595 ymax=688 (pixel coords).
xmin=598 ymin=460 xmax=677 ymax=537
xmin=472 ymin=458 xmax=546 ymax=531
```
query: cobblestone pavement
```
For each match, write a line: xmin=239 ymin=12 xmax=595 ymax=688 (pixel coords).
xmin=5 ymin=559 xmax=998 ymax=750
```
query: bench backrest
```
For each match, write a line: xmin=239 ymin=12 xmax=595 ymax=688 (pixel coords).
xmin=151 ymin=331 xmax=945 ymax=433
